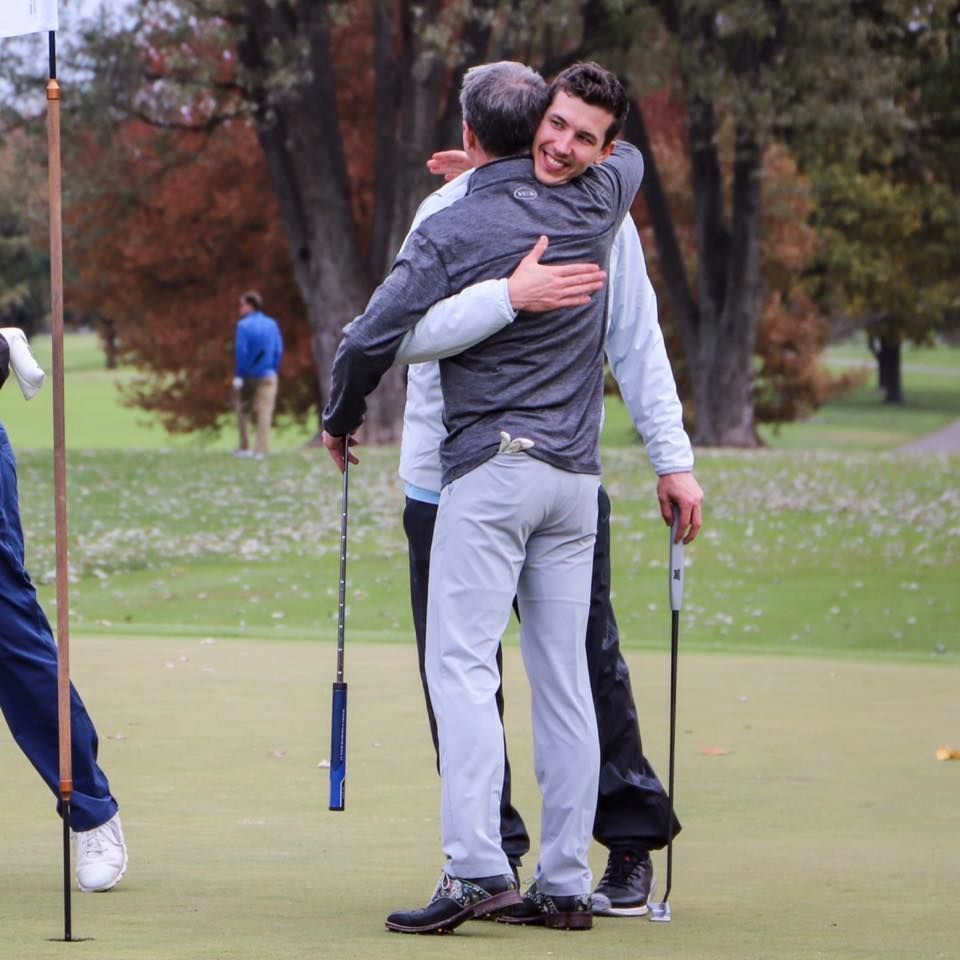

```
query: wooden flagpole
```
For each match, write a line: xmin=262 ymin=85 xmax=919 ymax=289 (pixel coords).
xmin=46 ymin=28 xmax=74 ymax=943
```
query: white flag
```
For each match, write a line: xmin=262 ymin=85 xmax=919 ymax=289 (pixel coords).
xmin=0 ymin=0 xmax=59 ymax=39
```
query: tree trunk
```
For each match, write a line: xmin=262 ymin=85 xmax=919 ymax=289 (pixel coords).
xmin=97 ymin=316 xmax=119 ymax=370
xmin=877 ymin=336 xmax=904 ymax=404
xmin=239 ymin=1 xmax=407 ymax=440
xmin=639 ymin=83 xmax=764 ymax=447
xmin=236 ymin=1 xmax=496 ymax=444
xmin=702 ymin=123 xmax=763 ymax=446
xmin=623 ymin=99 xmax=697 ymax=364
xmin=867 ymin=332 xmax=886 ymax=390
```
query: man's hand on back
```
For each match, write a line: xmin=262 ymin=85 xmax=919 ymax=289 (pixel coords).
xmin=426 ymin=150 xmax=473 ymax=180
xmin=507 ymin=236 xmax=606 ymax=312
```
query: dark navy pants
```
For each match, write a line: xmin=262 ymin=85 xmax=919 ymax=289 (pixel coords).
xmin=0 ymin=424 xmax=117 ymax=831
xmin=403 ymin=485 xmax=679 ymax=858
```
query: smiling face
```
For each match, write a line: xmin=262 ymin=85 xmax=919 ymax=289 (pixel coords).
xmin=532 ymin=89 xmax=617 ymax=185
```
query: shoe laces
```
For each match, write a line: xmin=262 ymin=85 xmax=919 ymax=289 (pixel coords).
xmin=601 ymin=851 xmax=643 ymax=885
xmin=75 ymin=822 xmax=114 ymax=857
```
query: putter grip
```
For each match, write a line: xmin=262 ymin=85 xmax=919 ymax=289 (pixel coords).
xmin=669 ymin=512 xmax=685 ymax=612
xmin=329 ymin=681 xmax=347 ymax=811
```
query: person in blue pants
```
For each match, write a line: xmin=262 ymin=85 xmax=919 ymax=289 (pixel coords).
xmin=0 ymin=329 xmax=127 ymax=892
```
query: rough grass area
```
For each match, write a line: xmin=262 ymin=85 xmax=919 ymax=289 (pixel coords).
xmin=14 ymin=446 xmax=958 ymax=664
xmin=1 ymin=639 xmax=957 ymax=960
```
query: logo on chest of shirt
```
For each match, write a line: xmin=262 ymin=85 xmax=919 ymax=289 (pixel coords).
xmin=513 ymin=187 xmax=538 ymax=200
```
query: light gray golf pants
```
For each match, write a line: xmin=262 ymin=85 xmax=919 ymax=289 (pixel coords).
xmin=425 ymin=453 xmax=600 ymax=895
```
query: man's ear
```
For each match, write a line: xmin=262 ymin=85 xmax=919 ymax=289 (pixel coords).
xmin=462 ymin=121 xmax=476 ymax=153
xmin=594 ymin=140 xmax=617 ymax=165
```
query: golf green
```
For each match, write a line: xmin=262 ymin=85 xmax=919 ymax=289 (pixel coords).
xmin=1 ymin=637 xmax=957 ymax=959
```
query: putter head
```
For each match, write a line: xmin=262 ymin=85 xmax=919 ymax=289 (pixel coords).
xmin=648 ymin=900 xmax=671 ymax=923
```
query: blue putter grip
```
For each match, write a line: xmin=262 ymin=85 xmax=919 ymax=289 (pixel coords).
xmin=669 ymin=510 xmax=685 ymax=612
xmin=329 ymin=681 xmax=347 ymax=811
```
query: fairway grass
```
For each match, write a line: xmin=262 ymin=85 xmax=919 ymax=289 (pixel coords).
xmin=7 ymin=332 xmax=960 ymax=453
xmin=1 ymin=638 xmax=958 ymax=960
xmin=7 ymin=333 xmax=317 ymax=452
xmin=759 ymin=340 xmax=960 ymax=451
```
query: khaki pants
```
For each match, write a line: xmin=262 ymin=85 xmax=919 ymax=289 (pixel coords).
xmin=236 ymin=375 xmax=278 ymax=456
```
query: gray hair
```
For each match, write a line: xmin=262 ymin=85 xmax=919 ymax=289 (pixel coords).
xmin=459 ymin=61 xmax=549 ymax=159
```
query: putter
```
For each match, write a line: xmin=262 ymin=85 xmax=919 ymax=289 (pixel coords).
xmin=649 ymin=507 xmax=684 ymax=923
xmin=328 ymin=452 xmax=349 ymax=811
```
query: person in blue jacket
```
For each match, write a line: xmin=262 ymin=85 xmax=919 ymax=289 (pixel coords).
xmin=0 ymin=329 xmax=127 ymax=892
xmin=232 ymin=290 xmax=284 ymax=459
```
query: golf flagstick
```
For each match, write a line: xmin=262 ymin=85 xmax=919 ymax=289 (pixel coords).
xmin=650 ymin=507 xmax=684 ymax=923
xmin=329 ymin=453 xmax=349 ymax=810
xmin=46 ymin=29 xmax=76 ymax=943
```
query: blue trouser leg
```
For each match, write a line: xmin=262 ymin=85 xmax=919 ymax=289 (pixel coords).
xmin=0 ymin=424 xmax=117 ymax=831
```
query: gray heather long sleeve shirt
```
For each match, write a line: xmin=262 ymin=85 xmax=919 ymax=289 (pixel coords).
xmin=323 ymin=141 xmax=644 ymax=486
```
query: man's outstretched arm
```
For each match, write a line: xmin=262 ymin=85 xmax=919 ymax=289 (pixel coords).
xmin=322 ymin=232 xmax=451 ymax=445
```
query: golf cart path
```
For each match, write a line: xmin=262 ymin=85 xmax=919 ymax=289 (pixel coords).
xmin=900 ymin=418 xmax=960 ymax=453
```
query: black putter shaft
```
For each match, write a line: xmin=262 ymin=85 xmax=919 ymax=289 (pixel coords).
xmin=329 ymin=452 xmax=349 ymax=811
xmin=651 ymin=508 xmax=684 ymax=921
xmin=663 ymin=569 xmax=680 ymax=903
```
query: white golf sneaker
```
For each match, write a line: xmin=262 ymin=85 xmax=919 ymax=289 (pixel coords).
xmin=74 ymin=813 xmax=128 ymax=892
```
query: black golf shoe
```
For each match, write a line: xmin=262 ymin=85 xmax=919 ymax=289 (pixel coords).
xmin=499 ymin=880 xmax=593 ymax=930
xmin=473 ymin=857 xmax=523 ymax=921
xmin=591 ymin=849 xmax=655 ymax=916
xmin=385 ymin=871 xmax=521 ymax=934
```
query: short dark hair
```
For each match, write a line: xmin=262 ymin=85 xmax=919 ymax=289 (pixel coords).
xmin=241 ymin=290 xmax=262 ymax=311
xmin=549 ymin=61 xmax=629 ymax=145
xmin=460 ymin=61 xmax=550 ymax=159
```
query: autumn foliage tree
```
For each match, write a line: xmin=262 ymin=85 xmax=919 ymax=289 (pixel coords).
xmin=66 ymin=118 xmax=316 ymax=433
xmin=632 ymin=90 xmax=857 ymax=430
xmin=612 ymin=0 xmax=914 ymax=444
xmin=61 ymin=0 xmax=517 ymax=441
xmin=55 ymin=0 xmax=925 ymax=445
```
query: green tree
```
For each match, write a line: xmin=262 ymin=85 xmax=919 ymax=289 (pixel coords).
xmin=804 ymin=2 xmax=960 ymax=404
xmin=606 ymin=0 xmax=907 ymax=443
xmin=814 ymin=170 xmax=959 ymax=404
